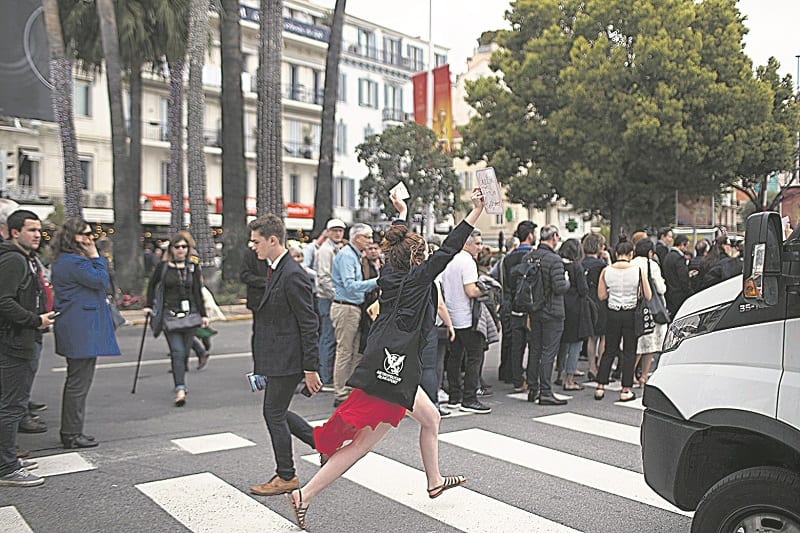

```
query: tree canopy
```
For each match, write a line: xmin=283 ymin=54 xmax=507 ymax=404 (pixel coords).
xmin=357 ymin=123 xmax=464 ymax=220
xmin=462 ymin=0 xmax=798 ymax=240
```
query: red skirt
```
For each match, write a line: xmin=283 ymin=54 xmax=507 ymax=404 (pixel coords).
xmin=314 ymin=388 xmax=406 ymax=456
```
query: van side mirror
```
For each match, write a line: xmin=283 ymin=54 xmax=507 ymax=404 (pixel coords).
xmin=743 ymin=212 xmax=782 ymax=306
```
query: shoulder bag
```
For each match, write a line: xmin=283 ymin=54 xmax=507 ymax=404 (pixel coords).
xmin=634 ymin=270 xmax=656 ymax=338
xmin=645 ymin=260 xmax=671 ymax=324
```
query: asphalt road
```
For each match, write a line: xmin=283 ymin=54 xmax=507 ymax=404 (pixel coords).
xmin=2 ymin=319 xmax=691 ymax=533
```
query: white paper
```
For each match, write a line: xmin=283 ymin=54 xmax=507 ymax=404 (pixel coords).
xmin=475 ymin=167 xmax=504 ymax=215
xmin=390 ymin=181 xmax=410 ymax=200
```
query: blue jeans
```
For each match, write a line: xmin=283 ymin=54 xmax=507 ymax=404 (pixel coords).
xmin=420 ymin=326 xmax=439 ymax=407
xmin=563 ymin=341 xmax=582 ymax=376
xmin=165 ymin=329 xmax=195 ymax=391
xmin=0 ymin=353 xmax=34 ymax=476
xmin=317 ymin=298 xmax=336 ymax=384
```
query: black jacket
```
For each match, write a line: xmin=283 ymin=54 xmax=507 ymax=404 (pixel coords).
xmin=252 ymin=253 xmax=319 ymax=377
xmin=500 ymin=244 xmax=534 ymax=305
xmin=655 ymin=241 xmax=669 ymax=265
xmin=662 ymin=248 xmax=693 ymax=316
xmin=0 ymin=241 xmax=44 ymax=359
xmin=240 ymin=248 xmax=269 ymax=311
xmin=562 ymin=262 xmax=589 ymax=343
xmin=531 ymin=243 xmax=570 ymax=319
xmin=700 ymin=256 xmax=743 ymax=291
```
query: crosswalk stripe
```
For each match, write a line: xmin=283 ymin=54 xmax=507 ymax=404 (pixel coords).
xmin=35 ymin=452 xmax=96 ymax=477
xmin=533 ymin=413 xmax=641 ymax=446
xmin=439 ymin=428 xmax=691 ymax=517
xmin=300 ymin=452 xmax=581 ymax=532
xmin=507 ymin=391 xmax=572 ymax=401
xmin=51 ymin=352 xmax=251 ymax=372
xmin=136 ymin=472 xmax=297 ymax=532
xmin=583 ymin=381 xmax=623 ymax=392
xmin=614 ymin=397 xmax=645 ymax=410
xmin=0 ymin=506 xmax=34 ymax=533
xmin=172 ymin=432 xmax=256 ymax=455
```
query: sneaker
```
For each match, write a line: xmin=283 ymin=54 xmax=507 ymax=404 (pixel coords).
xmin=512 ymin=384 xmax=527 ymax=393
xmin=28 ymin=401 xmax=47 ymax=412
xmin=460 ymin=401 xmax=491 ymax=414
xmin=18 ymin=415 xmax=47 ymax=434
xmin=438 ymin=407 xmax=451 ymax=418
xmin=0 ymin=468 xmax=44 ymax=487
xmin=446 ymin=401 xmax=461 ymax=409
xmin=437 ymin=389 xmax=449 ymax=403
xmin=475 ymin=388 xmax=494 ymax=398
xmin=321 ymin=384 xmax=334 ymax=393
xmin=19 ymin=460 xmax=38 ymax=470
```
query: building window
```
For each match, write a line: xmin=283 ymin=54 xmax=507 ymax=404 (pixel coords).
xmin=384 ymin=85 xmax=403 ymax=114
xmin=335 ymin=120 xmax=347 ymax=155
xmin=363 ymin=123 xmax=374 ymax=141
xmin=290 ymin=174 xmax=300 ymax=203
xmin=313 ymin=70 xmax=323 ymax=105
xmin=288 ymin=64 xmax=300 ymax=100
xmin=337 ymin=72 xmax=346 ymax=102
xmin=17 ymin=149 xmax=40 ymax=192
xmin=160 ymin=161 xmax=170 ymax=194
xmin=357 ymin=28 xmax=376 ymax=59
xmin=358 ymin=78 xmax=378 ymax=108
xmin=435 ymin=53 xmax=447 ymax=67
xmin=79 ymin=156 xmax=93 ymax=190
xmin=407 ymin=45 xmax=424 ymax=71
xmin=462 ymin=171 xmax=472 ymax=190
xmin=74 ymin=80 xmax=92 ymax=117
xmin=495 ymin=214 xmax=504 ymax=225
xmin=285 ymin=119 xmax=320 ymax=158
xmin=383 ymin=36 xmax=402 ymax=65
xmin=334 ymin=176 xmax=355 ymax=208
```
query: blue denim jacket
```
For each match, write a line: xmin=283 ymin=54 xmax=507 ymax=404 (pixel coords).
xmin=332 ymin=244 xmax=378 ymax=304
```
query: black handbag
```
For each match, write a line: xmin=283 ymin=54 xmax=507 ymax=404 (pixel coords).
xmin=646 ymin=260 xmax=671 ymax=324
xmin=634 ymin=273 xmax=655 ymax=338
xmin=149 ymin=263 xmax=168 ymax=338
xmin=162 ymin=310 xmax=202 ymax=332
xmin=347 ymin=276 xmax=425 ymax=410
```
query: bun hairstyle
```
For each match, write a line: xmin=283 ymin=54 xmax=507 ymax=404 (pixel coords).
xmin=615 ymin=232 xmax=634 ymax=257
xmin=382 ymin=224 xmax=426 ymax=271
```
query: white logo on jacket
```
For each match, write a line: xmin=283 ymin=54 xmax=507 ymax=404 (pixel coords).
xmin=383 ymin=348 xmax=405 ymax=376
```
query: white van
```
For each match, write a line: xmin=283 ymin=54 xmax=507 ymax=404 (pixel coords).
xmin=641 ymin=212 xmax=800 ymax=532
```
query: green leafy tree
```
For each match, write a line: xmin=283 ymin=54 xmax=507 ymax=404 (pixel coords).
xmin=463 ymin=0 xmax=787 ymax=242
xmin=357 ymin=123 xmax=463 ymax=219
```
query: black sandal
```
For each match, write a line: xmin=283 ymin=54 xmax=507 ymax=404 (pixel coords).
xmin=286 ymin=489 xmax=309 ymax=529
xmin=427 ymin=475 xmax=466 ymax=499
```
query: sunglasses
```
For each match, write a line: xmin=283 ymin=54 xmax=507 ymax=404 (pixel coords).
xmin=80 ymin=231 xmax=94 ymax=237
xmin=173 ymin=244 xmax=188 ymax=249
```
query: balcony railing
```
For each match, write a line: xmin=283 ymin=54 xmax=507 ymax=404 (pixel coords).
xmin=283 ymin=140 xmax=317 ymax=160
xmin=382 ymin=108 xmax=409 ymax=123
xmin=285 ymin=84 xmax=324 ymax=105
xmin=343 ymin=41 xmax=426 ymax=72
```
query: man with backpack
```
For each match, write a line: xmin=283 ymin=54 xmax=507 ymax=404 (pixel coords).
xmin=524 ymin=225 xmax=570 ymax=405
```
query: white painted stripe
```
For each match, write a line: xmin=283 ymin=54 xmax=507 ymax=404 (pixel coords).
xmin=533 ymin=413 xmax=641 ymax=446
xmin=439 ymin=428 xmax=691 ymax=517
xmin=136 ymin=472 xmax=297 ymax=532
xmin=0 ymin=506 xmax=34 ymax=533
xmin=583 ymin=381 xmax=623 ymax=392
xmin=614 ymin=397 xmax=645 ymax=410
xmin=51 ymin=352 xmax=251 ymax=372
xmin=35 ymin=452 xmax=96 ymax=477
xmin=172 ymin=432 xmax=256 ymax=455
xmin=301 ymin=452 xmax=580 ymax=532
xmin=507 ymin=392 xmax=573 ymax=401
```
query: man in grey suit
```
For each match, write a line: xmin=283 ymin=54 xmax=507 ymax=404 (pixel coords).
xmin=247 ymin=214 xmax=322 ymax=497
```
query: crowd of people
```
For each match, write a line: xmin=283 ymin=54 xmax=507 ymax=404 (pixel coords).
xmin=0 ymin=192 xmax=745 ymax=526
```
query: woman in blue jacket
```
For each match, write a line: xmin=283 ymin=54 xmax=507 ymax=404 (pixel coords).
xmin=52 ymin=218 xmax=121 ymax=449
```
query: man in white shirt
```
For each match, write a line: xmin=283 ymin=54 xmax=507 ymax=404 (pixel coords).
xmin=315 ymin=219 xmax=345 ymax=388
xmin=440 ymin=230 xmax=491 ymax=414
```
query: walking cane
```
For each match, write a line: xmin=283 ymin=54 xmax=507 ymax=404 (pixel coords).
xmin=131 ymin=314 xmax=149 ymax=394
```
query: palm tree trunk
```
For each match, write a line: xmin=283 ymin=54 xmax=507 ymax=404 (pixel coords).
xmin=219 ymin=0 xmax=247 ymax=281
xmin=168 ymin=58 xmax=186 ymax=235
xmin=42 ymin=0 xmax=81 ymax=218
xmin=186 ymin=0 xmax=214 ymax=267
xmin=257 ymin=0 xmax=284 ymax=216
xmin=129 ymin=59 xmax=143 ymax=225
xmin=96 ymin=0 xmax=142 ymax=294
xmin=312 ymin=0 xmax=346 ymax=236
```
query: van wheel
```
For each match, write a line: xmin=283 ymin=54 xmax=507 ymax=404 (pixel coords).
xmin=691 ymin=466 xmax=800 ymax=533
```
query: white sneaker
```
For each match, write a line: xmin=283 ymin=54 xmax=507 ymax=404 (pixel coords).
xmin=0 ymin=468 xmax=44 ymax=487
xmin=438 ymin=389 xmax=449 ymax=403
xmin=19 ymin=460 xmax=38 ymax=470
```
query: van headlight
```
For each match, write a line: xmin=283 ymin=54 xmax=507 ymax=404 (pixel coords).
xmin=662 ymin=304 xmax=729 ymax=353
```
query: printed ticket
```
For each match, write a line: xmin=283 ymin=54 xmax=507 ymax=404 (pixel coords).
xmin=475 ymin=167 xmax=504 ymax=215
xmin=390 ymin=181 xmax=410 ymax=200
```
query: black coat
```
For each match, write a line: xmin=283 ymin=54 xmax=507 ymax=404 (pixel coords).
xmin=582 ymin=256 xmax=608 ymax=335
xmin=0 ymin=241 xmax=43 ymax=360
xmin=252 ymin=253 xmax=319 ymax=377
xmin=561 ymin=262 xmax=589 ymax=343
xmin=699 ymin=256 xmax=743 ymax=291
xmin=240 ymin=248 xmax=269 ymax=311
xmin=531 ymin=243 xmax=570 ymax=320
xmin=662 ymin=248 xmax=693 ymax=317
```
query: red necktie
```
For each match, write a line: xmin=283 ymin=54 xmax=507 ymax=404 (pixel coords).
xmin=266 ymin=267 xmax=273 ymax=286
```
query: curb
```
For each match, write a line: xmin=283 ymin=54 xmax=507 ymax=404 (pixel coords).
xmin=124 ymin=313 xmax=253 ymax=327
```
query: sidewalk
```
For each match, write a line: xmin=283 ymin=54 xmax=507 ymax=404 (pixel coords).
xmin=120 ymin=304 xmax=252 ymax=326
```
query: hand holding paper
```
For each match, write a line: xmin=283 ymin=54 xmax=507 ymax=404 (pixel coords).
xmin=475 ymin=167 xmax=504 ymax=215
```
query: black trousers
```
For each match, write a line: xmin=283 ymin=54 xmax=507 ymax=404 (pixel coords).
xmin=597 ymin=309 xmax=636 ymax=388
xmin=510 ymin=314 xmax=531 ymax=388
xmin=262 ymin=374 xmax=315 ymax=481
xmin=527 ymin=316 xmax=564 ymax=395
xmin=498 ymin=307 xmax=512 ymax=382
xmin=0 ymin=352 xmax=34 ymax=476
xmin=447 ymin=329 xmax=483 ymax=405
xmin=61 ymin=357 xmax=97 ymax=437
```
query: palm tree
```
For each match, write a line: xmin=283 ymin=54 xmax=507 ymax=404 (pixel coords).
xmin=257 ymin=0 xmax=284 ymax=216
xmin=42 ymin=0 xmax=82 ymax=218
xmin=219 ymin=0 xmax=247 ymax=280
xmin=186 ymin=0 xmax=214 ymax=267
xmin=312 ymin=0 xmax=346 ymax=236
xmin=96 ymin=0 xmax=142 ymax=294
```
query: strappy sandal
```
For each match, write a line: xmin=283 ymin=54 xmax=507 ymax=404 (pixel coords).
xmin=427 ymin=475 xmax=466 ymax=499
xmin=319 ymin=453 xmax=329 ymax=467
xmin=619 ymin=390 xmax=636 ymax=402
xmin=286 ymin=489 xmax=309 ymax=529
xmin=594 ymin=389 xmax=605 ymax=401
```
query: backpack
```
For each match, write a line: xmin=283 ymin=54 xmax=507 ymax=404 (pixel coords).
xmin=510 ymin=253 xmax=546 ymax=314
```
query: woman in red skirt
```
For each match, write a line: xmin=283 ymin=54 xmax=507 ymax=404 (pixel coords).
xmin=287 ymin=189 xmax=486 ymax=529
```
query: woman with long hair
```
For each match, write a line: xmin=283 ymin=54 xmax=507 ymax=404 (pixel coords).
xmin=699 ymin=235 xmax=742 ymax=290
xmin=556 ymin=238 xmax=590 ymax=391
xmin=581 ymin=233 xmax=608 ymax=381
xmin=594 ymin=236 xmax=652 ymax=402
xmin=285 ymin=190 xmax=485 ymax=529
xmin=143 ymin=231 xmax=209 ymax=407
xmin=631 ymin=238 xmax=667 ymax=387
xmin=52 ymin=218 xmax=121 ymax=448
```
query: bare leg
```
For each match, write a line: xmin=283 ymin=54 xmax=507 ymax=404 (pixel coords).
xmin=406 ymin=387 xmax=443 ymax=491
xmin=297 ymin=422 xmax=392 ymax=504
xmin=587 ymin=337 xmax=599 ymax=376
xmin=640 ymin=352 xmax=655 ymax=384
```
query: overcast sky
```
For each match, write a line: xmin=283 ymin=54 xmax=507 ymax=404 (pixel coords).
xmin=316 ymin=0 xmax=800 ymax=82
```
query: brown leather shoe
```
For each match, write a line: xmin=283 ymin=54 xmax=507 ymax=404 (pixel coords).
xmin=250 ymin=474 xmax=299 ymax=496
